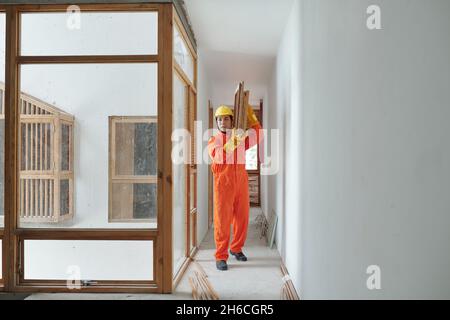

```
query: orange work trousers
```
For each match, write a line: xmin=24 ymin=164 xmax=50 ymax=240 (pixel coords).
xmin=208 ymin=123 xmax=262 ymax=261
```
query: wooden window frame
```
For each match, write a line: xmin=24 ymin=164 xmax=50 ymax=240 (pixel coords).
xmin=0 ymin=7 xmax=5 ymax=291
xmin=2 ymin=3 xmax=175 ymax=294
xmin=109 ymin=116 xmax=158 ymax=223
xmin=171 ymin=9 xmax=198 ymax=289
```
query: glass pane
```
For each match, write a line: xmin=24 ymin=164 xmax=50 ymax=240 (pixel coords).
xmin=24 ymin=240 xmax=153 ymax=281
xmin=0 ymin=119 xmax=3 ymax=228
xmin=21 ymin=12 xmax=158 ymax=56
xmin=0 ymin=13 xmax=5 ymax=229
xmin=173 ymin=73 xmax=187 ymax=275
xmin=246 ymin=145 xmax=258 ymax=170
xmin=60 ymin=179 xmax=70 ymax=216
xmin=61 ymin=124 xmax=71 ymax=171
xmin=174 ymin=24 xmax=194 ymax=83
xmin=19 ymin=63 xmax=157 ymax=229
xmin=111 ymin=183 xmax=156 ymax=221
xmin=115 ymin=122 xmax=157 ymax=176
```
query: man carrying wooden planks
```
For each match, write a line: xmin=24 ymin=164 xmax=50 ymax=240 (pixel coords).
xmin=207 ymin=102 xmax=262 ymax=271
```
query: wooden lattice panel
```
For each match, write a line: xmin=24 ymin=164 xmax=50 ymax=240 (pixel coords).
xmin=0 ymin=81 xmax=75 ymax=224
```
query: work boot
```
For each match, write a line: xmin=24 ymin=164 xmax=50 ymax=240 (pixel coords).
xmin=216 ymin=260 xmax=228 ymax=271
xmin=230 ymin=250 xmax=248 ymax=262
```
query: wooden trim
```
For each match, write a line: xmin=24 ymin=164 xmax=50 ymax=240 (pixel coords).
xmin=4 ymin=5 xmax=20 ymax=292
xmin=189 ymin=246 xmax=198 ymax=259
xmin=19 ymin=280 xmax=156 ymax=286
xmin=184 ymin=80 xmax=190 ymax=258
xmin=14 ymin=4 xmax=160 ymax=13
xmin=18 ymin=55 xmax=159 ymax=64
xmin=258 ymin=99 xmax=263 ymax=206
xmin=12 ymin=284 xmax=159 ymax=294
xmin=172 ymin=256 xmax=190 ymax=290
xmin=19 ymin=115 xmax=54 ymax=122
xmin=110 ymin=116 xmax=157 ymax=123
xmin=191 ymin=208 xmax=197 ymax=248
xmin=174 ymin=61 xmax=197 ymax=93
xmin=111 ymin=177 xmax=158 ymax=183
xmin=15 ymin=229 xmax=158 ymax=240
xmin=208 ymin=102 xmax=214 ymax=229
xmin=159 ymin=3 xmax=173 ymax=294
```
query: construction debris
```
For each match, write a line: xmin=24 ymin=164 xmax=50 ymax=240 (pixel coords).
xmin=255 ymin=212 xmax=269 ymax=240
xmin=280 ymin=264 xmax=300 ymax=300
xmin=188 ymin=261 xmax=219 ymax=300
xmin=191 ymin=260 xmax=208 ymax=279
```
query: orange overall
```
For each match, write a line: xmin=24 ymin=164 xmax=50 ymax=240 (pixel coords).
xmin=208 ymin=123 xmax=263 ymax=261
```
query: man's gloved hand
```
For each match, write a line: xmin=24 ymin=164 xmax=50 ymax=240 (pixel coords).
xmin=224 ymin=129 xmax=246 ymax=153
xmin=247 ymin=105 xmax=259 ymax=128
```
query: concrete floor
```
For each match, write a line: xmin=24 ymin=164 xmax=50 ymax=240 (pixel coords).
xmin=25 ymin=207 xmax=283 ymax=300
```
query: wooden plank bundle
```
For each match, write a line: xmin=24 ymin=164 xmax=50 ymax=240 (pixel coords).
xmin=188 ymin=262 xmax=219 ymax=300
xmin=280 ymin=264 xmax=300 ymax=300
xmin=233 ymin=82 xmax=248 ymax=132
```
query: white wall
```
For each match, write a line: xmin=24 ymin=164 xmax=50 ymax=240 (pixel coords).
xmin=266 ymin=0 xmax=302 ymax=295
xmin=268 ymin=0 xmax=450 ymax=299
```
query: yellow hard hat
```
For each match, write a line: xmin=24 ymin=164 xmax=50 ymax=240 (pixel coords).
xmin=215 ymin=105 xmax=234 ymax=118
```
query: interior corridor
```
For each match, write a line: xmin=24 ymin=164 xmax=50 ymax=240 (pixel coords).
xmin=175 ymin=208 xmax=284 ymax=300
xmin=20 ymin=208 xmax=282 ymax=300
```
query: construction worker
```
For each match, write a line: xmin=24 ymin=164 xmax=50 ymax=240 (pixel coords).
xmin=208 ymin=104 xmax=262 ymax=271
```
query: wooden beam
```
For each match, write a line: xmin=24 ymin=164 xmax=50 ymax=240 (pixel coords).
xmin=18 ymin=55 xmax=159 ymax=64
xmin=159 ymin=3 xmax=173 ymax=294
xmin=14 ymin=229 xmax=158 ymax=240
xmin=13 ymin=3 xmax=160 ymax=13
xmin=4 ymin=5 xmax=20 ymax=291
xmin=174 ymin=62 xmax=197 ymax=93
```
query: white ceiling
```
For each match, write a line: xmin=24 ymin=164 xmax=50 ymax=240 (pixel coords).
xmin=184 ymin=0 xmax=294 ymax=105
xmin=184 ymin=0 xmax=294 ymax=56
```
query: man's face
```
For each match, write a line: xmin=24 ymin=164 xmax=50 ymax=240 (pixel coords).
xmin=217 ymin=115 xmax=233 ymax=132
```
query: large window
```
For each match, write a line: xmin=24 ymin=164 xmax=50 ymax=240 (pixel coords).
xmin=8 ymin=6 xmax=164 ymax=291
xmin=0 ymin=3 xmax=185 ymax=293
xmin=19 ymin=63 xmax=158 ymax=230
